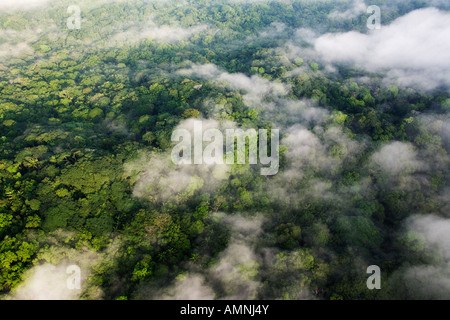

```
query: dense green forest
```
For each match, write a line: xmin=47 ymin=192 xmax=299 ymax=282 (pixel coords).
xmin=0 ymin=0 xmax=449 ymax=300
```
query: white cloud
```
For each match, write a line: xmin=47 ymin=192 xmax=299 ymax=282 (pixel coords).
xmin=409 ymin=215 xmax=450 ymax=259
xmin=109 ymin=21 xmax=208 ymax=45
xmin=392 ymin=215 xmax=450 ymax=299
xmin=0 ymin=0 xmax=50 ymax=11
xmin=158 ymin=274 xmax=215 ymax=300
xmin=257 ymin=22 xmax=287 ymax=39
xmin=315 ymin=8 xmax=450 ymax=90
xmin=0 ymin=27 xmax=49 ymax=59
xmin=328 ymin=0 xmax=367 ymax=19
xmin=293 ymin=28 xmax=318 ymax=45
xmin=178 ymin=63 xmax=289 ymax=107
xmin=0 ymin=42 xmax=34 ymax=59
xmin=370 ymin=141 xmax=424 ymax=176
xmin=417 ymin=113 xmax=450 ymax=151
xmin=124 ymin=118 xmax=233 ymax=204
xmin=145 ymin=214 xmax=264 ymax=300
xmin=8 ymin=264 xmax=82 ymax=300
xmin=7 ymin=245 xmax=102 ymax=300
xmin=199 ymin=214 xmax=264 ymax=300
xmin=283 ymin=124 xmax=365 ymax=175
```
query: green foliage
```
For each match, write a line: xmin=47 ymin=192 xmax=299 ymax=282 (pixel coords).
xmin=310 ymin=62 xmax=319 ymax=71
xmin=275 ymin=223 xmax=302 ymax=249
xmin=42 ymin=205 xmax=73 ymax=231
xmin=0 ymin=0 xmax=447 ymax=300
xmin=85 ymin=216 xmax=114 ymax=237
xmin=398 ymin=231 xmax=426 ymax=254
xmin=335 ymin=216 xmax=382 ymax=249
